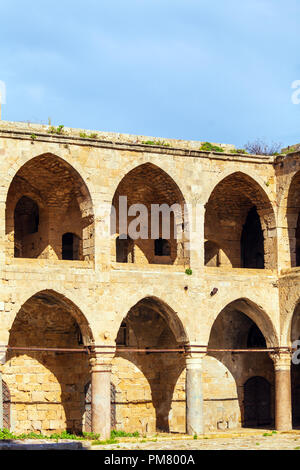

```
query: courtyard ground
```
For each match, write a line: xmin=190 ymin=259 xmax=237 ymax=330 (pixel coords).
xmin=1 ymin=429 xmax=300 ymax=450
xmin=91 ymin=429 xmax=300 ymax=451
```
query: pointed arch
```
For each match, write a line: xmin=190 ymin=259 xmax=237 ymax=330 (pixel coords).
xmin=111 ymin=162 xmax=189 ymax=266
xmin=207 ymin=297 xmax=276 ymax=429
xmin=9 ymin=289 xmax=94 ymax=346
xmin=205 ymin=172 xmax=277 ymax=269
xmin=6 ymin=153 xmax=94 ymax=261
xmin=286 ymin=170 xmax=300 ymax=267
xmin=4 ymin=289 xmax=94 ymax=434
xmin=122 ymin=296 xmax=190 ymax=345
xmin=209 ymin=297 xmax=279 ymax=348
xmin=112 ymin=295 xmax=189 ymax=433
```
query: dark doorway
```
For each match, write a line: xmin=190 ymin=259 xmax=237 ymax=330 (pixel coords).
xmin=14 ymin=196 xmax=39 ymax=258
xmin=154 ymin=238 xmax=171 ymax=256
xmin=62 ymin=233 xmax=80 ymax=260
xmin=241 ymin=206 xmax=264 ymax=269
xmin=247 ymin=324 xmax=266 ymax=348
xmin=292 ymin=357 xmax=300 ymax=427
xmin=243 ymin=376 xmax=271 ymax=427
xmin=116 ymin=236 xmax=134 ymax=263
xmin=296 ymin=213 xmax=300 ymax=266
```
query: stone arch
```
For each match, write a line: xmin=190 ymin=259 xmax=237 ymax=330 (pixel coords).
xmin=6 ymin=153 xmax=94 ymax=261
xmin=283 ymin=297 xmax=300 ymax=347
xmin=204 ymin=172 xmax=277 ymax=269
xmin=127 ymin=296 xmax=189 ymax=345
xmin=285 ymin=171 xmax=300 ymax=267
xmin=286 ymin=299 xmax=300 ymax=427
xmin=209 ymin=298 xmax=279 ymax=348
xmin=205 ymin=298 xmax=276 ymax=430
xmin=3 ymin=290 xmax=94 ymax=435
xmin=112 ymin=296 xmax=189 ymax=434
xmin=111 ymin=163 xmax=189 ymax=266
xmin=13 ymin=289 xmax=95 ymax=345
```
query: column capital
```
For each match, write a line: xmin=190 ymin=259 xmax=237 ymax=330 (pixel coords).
xmin=186 ymin=357 xmax=204 ymax=370
xmin=89 ymin=346 xmax=115 ymax=372
xmin=0 ymin=345 xmax=7 ymax=366
xmin=89 ymin=356 xmax=112 ymax=373
xmin=185 ymin=344 xmax=206 ymax=362
xmin=269 ymin=351 xmax=292 ymax=370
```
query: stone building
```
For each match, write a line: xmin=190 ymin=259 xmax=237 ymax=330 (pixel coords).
xmin=0 ymin=120 xmax=298 ymax=438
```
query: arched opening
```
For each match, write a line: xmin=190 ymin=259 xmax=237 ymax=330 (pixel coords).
xmin=243 ymin=377 xmax=271 ymax=427
xmin=116 ymin=236 xmax=134 ymax=263
xmin=296 ymin=214 xmax=300 ymax=266
xmin=3 ymin=291 xmax=93 ymax=435
xmin=6 ymin=154 xmax=94 ymax=261
xmin=290 ymin=302 xmax=300 ymax=427
xmin=2 ymin=380 xmax=11 ymax=430
xmin=14 ymin=196 xmax=40 ymax=258
xmin=205 ymin=172 xmax=276 ymax=269
xmin=206 ymin=299 xmax=275 ymax=430
xmin=241 ymin=206 xmax=264 ymax=268
xmin=62 ymin=233 xmax=81 ymax=260
xmin=112 ymin=297 xmax=188 ymax=434
xmin=287 ymin=172 xmax=300 ymax=267
xmin=111 ymin=163 xmax=188 ymax=266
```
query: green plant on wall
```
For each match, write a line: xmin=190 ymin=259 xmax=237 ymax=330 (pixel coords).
xmin=199 ymin=142 xmax=224 ymax=153
xmin=142 ymin=140 xmax=170 ymax=147
xmin=48 ymin=125 xmax=65 ymax=135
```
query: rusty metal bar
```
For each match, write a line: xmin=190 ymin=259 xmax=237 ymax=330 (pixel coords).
xmin=0 ymin=345 xmax=293 ymax=354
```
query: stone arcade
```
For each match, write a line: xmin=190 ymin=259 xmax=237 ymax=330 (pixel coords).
xmin=0 ymin=120 xmax=299 ymax=439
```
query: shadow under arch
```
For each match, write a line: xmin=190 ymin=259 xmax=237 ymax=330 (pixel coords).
xmin=111 ymin=162 xmax=189 ymax=266
xmin=204 ymin=171 xmax=277 ymax=269
xmin=113 ymin=296 xmax=189 ymax=434
xmin=287 ymin=299 xmax=300 ymax=427
xmin=204 ymin=239 xmax=233 ymax=267
xmin=6 ymin=153 xmax=95 ymax=261
xmin=206 ymin=298 xmax=276 ymax=430
xmin=215 ymin=298 xmax=279 ymax=348
xmin=4 ymin=290 xmax=94 ymax=434
xmin=286 ymin=171 xmax=300 ymax=267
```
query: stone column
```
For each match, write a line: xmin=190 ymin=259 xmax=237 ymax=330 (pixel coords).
xmin=270 ymin=352 xmax=292 ymax=431
xmin=257 ymin=208 xmax=277 ymax=270
xmin=89 ymin=355 xmax=113 ymax=440
xmin=186 ymin=356 xmax=204 ymax=435
xmin=0 ymin=346 xmax=7 ymax=430
xmin=187 ymin=203 xmax=205 ymax=272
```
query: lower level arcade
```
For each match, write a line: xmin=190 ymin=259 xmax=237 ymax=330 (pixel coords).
xmin=0 ymin=291 xmax=297 ymax=438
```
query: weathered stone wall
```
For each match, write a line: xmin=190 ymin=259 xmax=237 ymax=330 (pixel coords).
xmin=0 ymin=120 xmax=299 ymax=434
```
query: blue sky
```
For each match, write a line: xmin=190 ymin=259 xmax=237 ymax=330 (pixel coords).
xmin=1 ymin=0 xmax=300 ymax=147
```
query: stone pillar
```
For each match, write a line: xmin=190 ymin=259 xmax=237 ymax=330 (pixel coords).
xmin=89 ymin=355 xmax=113 ymax=439
xmin=270 ymin=352 xmax=292 ymax=431
xmin=257 ymin=208 xmax=277 ymax=270
xmin=0 ymin=346 xmax=7 ymax=430
xmin=187 ymin=203 xmax=205 ymax=272
xmin=186 ymin=356 xmax=204 ymax=435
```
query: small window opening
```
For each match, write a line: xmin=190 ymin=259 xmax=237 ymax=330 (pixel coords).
xmin=154 ymin=238 xmax=171 ymax=256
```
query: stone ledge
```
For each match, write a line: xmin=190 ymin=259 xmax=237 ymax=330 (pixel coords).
xmin=0 ymin=120 xmax=274 ymax=163
xmin=0 ymin=439 xmax=91 ymax=450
